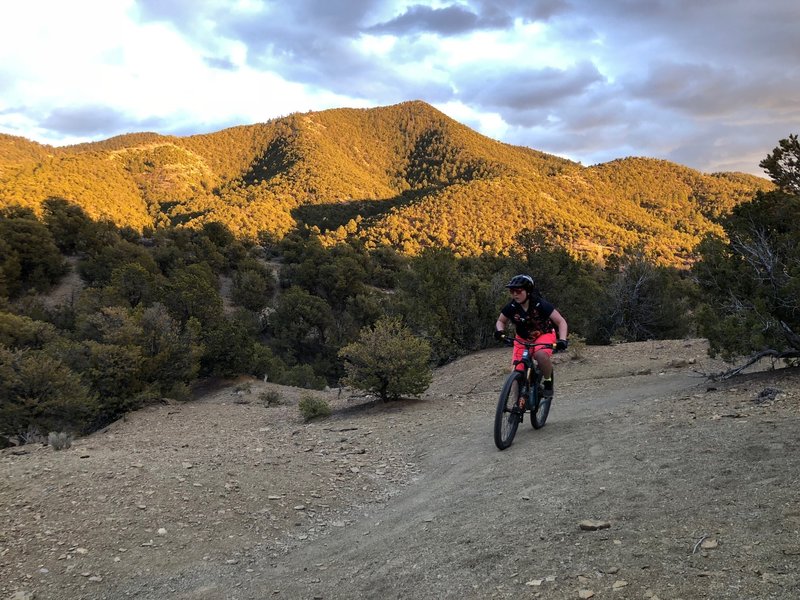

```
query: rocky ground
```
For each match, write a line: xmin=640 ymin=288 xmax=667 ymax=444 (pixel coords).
xmin=2 ymin=339 xmax=799 ymax=600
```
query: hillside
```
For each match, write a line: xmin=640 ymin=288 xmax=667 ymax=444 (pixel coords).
xmin=2 ymin=339 xmax=798 ymax=599
xmin=0 ymin=101 xmax=773 ymax=264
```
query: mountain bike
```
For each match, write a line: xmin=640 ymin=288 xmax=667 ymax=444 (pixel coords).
xmin=494 ymin=338 xmax=558 ymax=450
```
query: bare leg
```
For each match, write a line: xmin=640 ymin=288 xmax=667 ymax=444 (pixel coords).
xmin=535 ymin=350 xmax=553 ymax=379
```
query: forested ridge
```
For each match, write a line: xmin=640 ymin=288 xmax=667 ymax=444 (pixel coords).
xmin=1 ymin=106 xmax=796 ymax=445
xmin=0 ymin=101 xmax=772 ymax=265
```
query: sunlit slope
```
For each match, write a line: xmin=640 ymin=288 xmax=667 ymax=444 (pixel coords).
xmin=357 ymin=155 xmax=772 ymax=264
xmin=0 ymin=101 xmax=772 ymax=263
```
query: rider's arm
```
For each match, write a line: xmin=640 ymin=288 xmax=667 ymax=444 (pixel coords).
xmin=495 ymin=313 xmax=510 ymax=336
xmin=550 ymin=309 xmax=568 ymax=341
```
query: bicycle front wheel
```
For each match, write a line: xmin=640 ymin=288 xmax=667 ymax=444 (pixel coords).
xmin=494 ymin=371 xmax=525 ymax=450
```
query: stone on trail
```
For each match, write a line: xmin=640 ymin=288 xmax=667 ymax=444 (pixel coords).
xmin=578 ymin=519 xmax=611 ymax=531
xmin=612 ymin=579 xmax=628 ymax=590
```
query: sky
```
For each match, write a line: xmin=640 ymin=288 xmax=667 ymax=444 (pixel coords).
xmin=1 ymin=0 xmax=798 ymax=177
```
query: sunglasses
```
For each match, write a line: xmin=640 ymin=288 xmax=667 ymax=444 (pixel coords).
xmin=508 ymin=287 xmax=525 ymax=294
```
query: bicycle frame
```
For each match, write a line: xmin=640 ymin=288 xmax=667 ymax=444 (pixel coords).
xmin=510 ymin=338 xmax=557 ymax=405
xmin=493 ymin=337 xmax=558 ymax=450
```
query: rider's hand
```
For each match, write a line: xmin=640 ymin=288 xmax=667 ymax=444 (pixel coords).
xmin=494 ymin=330 xmax=505 ymax=341
xmin=556 ymin=338 xmax=568 ymax=351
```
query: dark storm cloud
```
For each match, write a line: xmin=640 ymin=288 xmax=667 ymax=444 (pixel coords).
xmin=625 ymin=60 xmax=800 ymax=120
xmin=459 ymin=61 xmax=605 ymax=115
xmin=130 ymin=1 xmax=586 ymax=113
xmin=131 ymin=1 xmax=557 ymax=100
xmin=39 ymin=103 xmax=246 ymax=142
xmin=137 ymin=1 xmax=390 ymax=97
xmin=366 ymin=5 xmax=503 ymax=36
xmin=364 ymin=0 xmax=573 ymax=36
xmin=121 ymin=1 xmax=800 ymax=173
xmin=471 ymin=0 xmax=569 ymax=22
xmin=41 ymin=106 xmax=138 ymax=137
xmin=483 ymin=0 xmax=800 ymax=172
xmin=40 ymin=106 xmax=172 ymax=138
xmin=567 ymin=0 xmax=800 ymax=62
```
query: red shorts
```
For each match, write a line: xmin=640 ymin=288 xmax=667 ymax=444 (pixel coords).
xmin=512 ymin=332 xmax=556 ymax=371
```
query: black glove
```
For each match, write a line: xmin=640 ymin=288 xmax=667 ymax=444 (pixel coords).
xmin=556 ymin=338 xmax=568 ymax=351
xmin=494 ymin=330 xmax=505 ymax=341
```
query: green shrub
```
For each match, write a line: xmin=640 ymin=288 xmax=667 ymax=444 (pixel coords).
xmin=338 ymin=316 xmax=432 ymax=401
xmin=298 ymin=394 xmax=331 ymax=422
xmin=0 ymin=347 xmax=98 ymax=437
xmin=0 ymin=311 xmax=59 ymax=349
xmin=165 ymin=382 xmax=191 ymax=402
xmin=259 ymin=389 xmax=284 ymax=406
xmin=231 ymin=267 xmax=275 ymax=312
xmin=276 ymin=364 xmax=328 ymax=389
xmin=0 ymin=206 xmax=67 ymax=296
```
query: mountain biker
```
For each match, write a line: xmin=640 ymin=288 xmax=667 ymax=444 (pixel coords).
xmin=494 ymin=274 xmax=568 ymax=400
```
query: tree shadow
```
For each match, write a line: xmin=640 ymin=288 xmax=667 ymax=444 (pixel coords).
xmin=330 ymin=395 xmax=428 ymax=421
xmin=290 ymin=190 xmax=435 ymax=232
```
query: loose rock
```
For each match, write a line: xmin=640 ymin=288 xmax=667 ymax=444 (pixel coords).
xmin=579 ymin=520 xmax=611 ymax=531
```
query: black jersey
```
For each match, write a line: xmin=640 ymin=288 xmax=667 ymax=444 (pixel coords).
xmin=500 ymin=297 xmax=555 ymax=340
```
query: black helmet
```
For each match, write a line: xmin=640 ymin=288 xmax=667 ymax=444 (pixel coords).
xmin=505 ymin=274 xmax=534 ymax=293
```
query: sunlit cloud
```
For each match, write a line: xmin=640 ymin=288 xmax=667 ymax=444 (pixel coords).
xmin=1 ymin=0 xmax=797 ymax=175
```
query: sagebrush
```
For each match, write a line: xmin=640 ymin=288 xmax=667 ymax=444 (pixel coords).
xmin=298 ymin=395 xmax=331 ymax=421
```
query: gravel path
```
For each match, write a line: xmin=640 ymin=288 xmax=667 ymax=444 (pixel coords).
xmin=2 ymin=340 xmax=799 ymax=600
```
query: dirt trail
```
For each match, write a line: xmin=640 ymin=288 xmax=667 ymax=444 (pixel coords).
xmin=2 ymin=340 xmax=799 ymax=600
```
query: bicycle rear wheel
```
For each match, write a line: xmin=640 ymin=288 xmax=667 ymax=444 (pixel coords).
xmin=494 ymin=371 xmax=525 ymax=450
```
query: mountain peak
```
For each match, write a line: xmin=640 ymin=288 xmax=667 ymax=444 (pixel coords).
xmin=0 ymin=102 xmax=772 ymax=265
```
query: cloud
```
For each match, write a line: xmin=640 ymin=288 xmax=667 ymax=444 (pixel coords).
xmin=367 ymin=5 xmax=497 ymax=36
xmin=366 ymin=0 xmax=570 ymax=36
xmin=626 ymin=60 xmax=800 ymax=120
xmin=459 ymin=61 xmax=605 ymax=114
xmin=203 ymin=56 xmax=238 ymax=71
xmin=0 ymin=0 xmax=796 ymax=176
xmin=40 ymin=105 xmax=173 ymax=138
xmin=41 ymin=106 xmax=132 ymax=137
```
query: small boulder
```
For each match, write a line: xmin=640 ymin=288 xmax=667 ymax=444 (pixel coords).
xmin=579 ymin=520 xmax=611 ymax=531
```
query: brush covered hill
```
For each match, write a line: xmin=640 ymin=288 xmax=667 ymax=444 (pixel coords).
xmin=0 ymin=101 xmax=772 ymax=264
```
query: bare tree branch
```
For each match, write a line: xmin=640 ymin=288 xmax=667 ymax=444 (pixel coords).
xmin=707 ymin=348 xmax=800 ymax=381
